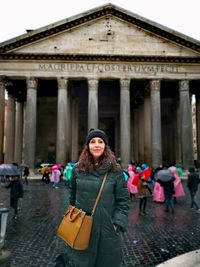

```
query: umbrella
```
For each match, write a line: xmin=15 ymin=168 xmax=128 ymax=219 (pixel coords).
xmin=132 ymin=169 xmax=152 ymax=185
xmin=155 ymin=169 xmax=174 ymax=183
xmin=51 ymin=164 xmax=62 ymax=171
xmin=132 ymin=173 xmax=140 ymax=185
xmin=0 ymin=164 xmax=21 ymax=176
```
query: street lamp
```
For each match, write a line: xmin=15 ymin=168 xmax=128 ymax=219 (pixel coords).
xmin=0 ymin=207 xmax=10 ymax=265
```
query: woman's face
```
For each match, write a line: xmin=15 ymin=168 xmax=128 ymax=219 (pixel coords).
xmin=140 ymin=174 xmax=145 ymax=180
xmin=89 ymin=137 xmax=105 ymax=160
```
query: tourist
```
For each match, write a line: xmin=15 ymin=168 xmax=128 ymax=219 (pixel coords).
xmin=137 ymin=172 xmax=152 ymax=215
xmin=187 ymin=167 xmax=200 ymax=212
xmin=6 ymin=175 xmax=23 ymax=219
xmin=62 ymin=128 xmax=130 ymax=267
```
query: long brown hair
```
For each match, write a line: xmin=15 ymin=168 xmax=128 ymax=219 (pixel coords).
xmin=78 ymin=145 xmax=117 ymax=172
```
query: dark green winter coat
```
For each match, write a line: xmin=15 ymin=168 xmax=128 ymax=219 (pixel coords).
xmin=66 ymin=162 xmax=130 ymax=267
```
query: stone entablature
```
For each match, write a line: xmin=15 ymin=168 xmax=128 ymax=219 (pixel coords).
xmin=1 ymin=62 xmax=200 ymax=79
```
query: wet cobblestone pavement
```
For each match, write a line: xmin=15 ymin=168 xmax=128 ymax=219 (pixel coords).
xmin=0 ymin=179 xmax=200 ymax=267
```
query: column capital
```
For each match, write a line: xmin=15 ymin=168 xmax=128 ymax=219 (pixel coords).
xmin=150 ymin=79 xmax=160 ymax=91
xmin=26 ymin=77 xmax=38 ymax=89
xmin=120 ymin=79 xmax=130 ymax=90
xmin=88 ymin=78 xmax=98 ymax=90
xmin=179 ymin=80 xmax=189 ymax=92
xmin=57 ymin=77 xmax=68 ymax=89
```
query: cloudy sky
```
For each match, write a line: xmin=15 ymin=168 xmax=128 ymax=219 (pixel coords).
xmin=0 ymin=0 xmax=199 ymax=42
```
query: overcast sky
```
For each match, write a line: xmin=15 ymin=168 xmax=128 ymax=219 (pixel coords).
xmin=0 ymin=0 xmax=200 ymax=43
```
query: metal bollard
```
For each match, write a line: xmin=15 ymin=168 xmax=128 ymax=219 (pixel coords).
xmin=0 ymin=208 xmax=11 ymax=266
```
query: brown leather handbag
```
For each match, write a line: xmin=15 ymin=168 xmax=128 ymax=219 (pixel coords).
xmin=56 ymin=173 xmax=107 ymax=250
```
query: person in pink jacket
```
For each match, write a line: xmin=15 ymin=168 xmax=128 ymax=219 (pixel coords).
xmin=50 ymin=167 xmax=61 ymax=189
xmin=153 ymin=166 xmax=185 ymax=202
xmin=127 ymin=165 xmax=138 ymax=200
xmin=169 ymin=166 xmax=185 ymax=202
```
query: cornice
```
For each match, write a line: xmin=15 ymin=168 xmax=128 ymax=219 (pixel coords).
xmin=0 ymin=53 xmax=200 ymax=63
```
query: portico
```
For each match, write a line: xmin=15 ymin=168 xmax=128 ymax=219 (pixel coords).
xmin=0 ymin=4 xmax=200 ymax=169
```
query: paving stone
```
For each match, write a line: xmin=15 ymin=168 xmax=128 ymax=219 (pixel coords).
xmin=0 ymin=179 xmax=200 ymax=267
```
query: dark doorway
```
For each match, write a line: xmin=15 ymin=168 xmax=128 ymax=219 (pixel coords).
xmin=99 ymin=118 xmax=115 ymax=152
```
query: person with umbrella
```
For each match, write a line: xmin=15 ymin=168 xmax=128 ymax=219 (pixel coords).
xmin=50 ymin=165 xmax=61 ymax=188
xmin=5 ymin=175 xmax=23 ymax=219
xmin=156 ymin=168 xmax=175 ymax=213
xmin=137 ymin=172 xmax=152 ymax=215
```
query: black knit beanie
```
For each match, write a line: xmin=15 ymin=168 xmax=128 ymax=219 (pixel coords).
xmin=85 ymin=129 xmax=108 ymax=145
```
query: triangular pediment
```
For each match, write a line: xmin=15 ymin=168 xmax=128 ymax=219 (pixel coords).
xmin=1 ymin=3 xmax=200 ymax=58
xmin=10 ymin=16 xmax=199 ymax=57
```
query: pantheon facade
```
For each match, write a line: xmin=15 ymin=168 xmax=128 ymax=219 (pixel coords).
xmin=0 ymin=4 xmax=200 ymax=170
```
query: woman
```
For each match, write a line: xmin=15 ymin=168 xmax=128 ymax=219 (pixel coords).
xmin=137 ymin=172 xmax=152 ymax=215
xmin=66 ymin=128 xmax=130 ymax=267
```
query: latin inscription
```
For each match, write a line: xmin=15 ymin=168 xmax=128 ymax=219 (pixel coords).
xmin=38 ymin=63 xmax=178 ymax=74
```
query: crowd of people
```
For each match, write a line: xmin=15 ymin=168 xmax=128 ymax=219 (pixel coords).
xmin=37 ymin=145 xmax=200 ymax=219
xmin=53 ymin=130 xmax=200 ymax=267
xmin=1 ymin=128 xmax=200 ymax=267
xmin=40 ymin=162 xmax=76 ymax=188
xmin=126 ymin=161 xmax=200 ymax=215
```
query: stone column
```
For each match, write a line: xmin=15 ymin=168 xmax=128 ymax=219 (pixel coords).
xmin=130 ymin=108 xmax=134 ymax=162
xmin=133 ymin=107 xmax=139 ymax=162
xmin=120 ymin=79 xmax=131 ymax=167
xmin=14 ymin=101 xmax=23 ymax=164
xmin=71 ymin=99 xmax=79 ymax=162
xmin=24 ymin=77 xmax=37 ymax=169
xmin=4 ymin=92 xmax=15 ymax=163
xmin=196 ymin=95 xmax=200 ymax=161
xmin=175 ymin=99 xmax=182 ymax=164
xmin=88 ymin=78 xmax=98 ymax=130
xmin=0 ymin=77 xmax=6 ymax=163
xmin=179 ymin=80 xmax=194 ymax=168
xmin=138 ymin=102 xmax=144 ymax=163
xmin=66 ymin=88 xmax=71 ymax=162
xmin=144 ymin=96 xmax=152 ymax=165
xmin=56 ymin=77 xmax=68 ymax=164
xmin=150 ymin=80 xmax=162 ymax=168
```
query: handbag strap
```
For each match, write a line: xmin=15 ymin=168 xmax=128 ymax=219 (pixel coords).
xmin=91 ymin=173 xmax=107 ymax=216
